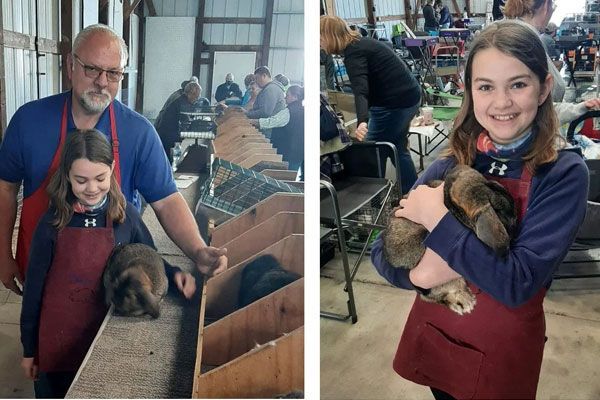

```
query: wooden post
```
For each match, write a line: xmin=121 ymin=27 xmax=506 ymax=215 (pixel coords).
xmin=60 ymin=0 xmax=73 ymax=91
xmin=260 ymin=0 xmax=274 ymax=67
xmin=465 ymin=0 xmax=471 ymax=15
xmin=134 ymin=8 xmax=145 ymax=112
xmin=403 ymin=0 xmax=414 ymax=30
xmin=323 ymin=0 xmax=336 ymax=15
xmin=192 ymin=0 xmax=206 ymax=78
xmin=365 ymin=0 xmax=375 ymax=25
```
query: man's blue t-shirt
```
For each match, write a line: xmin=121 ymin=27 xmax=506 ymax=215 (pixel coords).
xmin=0 ymin=91 xmax=177 ymax=209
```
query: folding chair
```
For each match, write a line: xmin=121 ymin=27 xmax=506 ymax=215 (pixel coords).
xmin=320 ymin=142 xmax=401 ymax=323
xmin=555 ymin=110 xmax=600 ymax=279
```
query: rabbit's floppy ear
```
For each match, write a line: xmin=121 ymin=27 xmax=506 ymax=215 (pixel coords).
xmin=474 ymin=203 xmax=511 ymax=255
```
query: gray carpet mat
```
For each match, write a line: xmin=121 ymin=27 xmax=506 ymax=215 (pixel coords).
xmin=67 ymin=180 xmax=205 ymax=398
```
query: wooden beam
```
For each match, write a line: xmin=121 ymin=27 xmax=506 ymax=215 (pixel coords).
xmin=125 ymin=0 xmax=143 ymax=20
xmin=324 ymin=0 xmax=336 ymax=15
xmin=465 ymin=0 xmax=471 ymax=15
xmin=205 ymin=45 xmax=262 ymax=52
xmin=192 ymin=0 xmax=206 ymax=81
xmin=135 ymin=15 xmax=145 ymax=112
xmin=60 ymin=0 xmax=73 ymax=91
xmin=403 ymin=0 xmax=414 ymax=29
xmin=413 ymin=0 xmax=422 ymax=31
xmin=203 ymin=17 xmax=265 ymax=24
xmin=0 ymin=2 xmax=6 ymax=136
xmin=3 ymin=31 xmax=58 ymax=54
xmin=365 ymin=0 xmax=375 ymax=25
xmin=145 ymin=0 xmax=157 ymax=16
xmin=451 ymin=0 xmax=461 ymax=15
xmin=260 ymin=0 xmax=274 ymax=67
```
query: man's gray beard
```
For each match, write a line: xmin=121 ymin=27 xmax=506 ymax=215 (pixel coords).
xmin=79 ymin=91 xmax=111 ymax=114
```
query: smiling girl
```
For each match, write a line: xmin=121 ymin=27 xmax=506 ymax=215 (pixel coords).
xmin=20 ymin=129 xmax=196 ymax=398
xmin=370 ymin=20 xmax=588 ymax=399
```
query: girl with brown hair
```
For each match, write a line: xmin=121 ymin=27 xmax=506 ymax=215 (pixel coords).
xmin=371 ymin=20 xmax=588 ymax=399
xmin=19 ymin=129 xmax=196 ymax=398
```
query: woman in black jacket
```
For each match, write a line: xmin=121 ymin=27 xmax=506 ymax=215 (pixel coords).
xmin=271 ymin=85 xmax=304 ymax=172
xmin=320 ymin=15 xmax=421 ymax=194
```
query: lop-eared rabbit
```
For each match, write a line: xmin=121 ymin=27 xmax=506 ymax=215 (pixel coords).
xmin=103 ymin=243 xmax=168 ymax=318
xmin=383 ymin=165 xmax=517 ymax=314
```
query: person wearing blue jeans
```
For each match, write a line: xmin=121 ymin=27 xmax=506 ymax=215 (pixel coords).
xmin=367 ymin=103 xmax=420 ymax=194
xmin=321 ymin=15 xmax=422 ymax=196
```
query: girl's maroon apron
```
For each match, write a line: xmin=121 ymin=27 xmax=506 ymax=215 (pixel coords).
xmin=37 ymin=218 xmax=115 ymax=372
xmin=394 ymin=167 xmax=547 ymax=400
xmin=15 ymin=100 xmax=121 ymax=276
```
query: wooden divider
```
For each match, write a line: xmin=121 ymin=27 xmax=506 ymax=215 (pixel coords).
xmin=260 ymin=169 xmax=299 ymax=181
xmin=194 ymin=327 xmax=304 ymax=398
xmin=202 ymin=278 xmax=304 ymax=366
xmin=220 ymin=212 xmax=303 ymax=267
xmin=237 ymin=153 xmax=284 ymax=169
xmin=206 ymin=234 xmax=304 ymax=321
xmin=211 ymin=193 xmax=304 ymax=247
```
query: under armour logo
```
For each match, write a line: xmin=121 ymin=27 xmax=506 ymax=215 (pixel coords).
xmin=488 ymin=161 xmax=508 ymax=176
xmin=84 ymin=218 xmax=97 ymax=227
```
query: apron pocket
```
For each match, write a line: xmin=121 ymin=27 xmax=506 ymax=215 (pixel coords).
xmin=415 ymin=322 xmax=484 ymax=398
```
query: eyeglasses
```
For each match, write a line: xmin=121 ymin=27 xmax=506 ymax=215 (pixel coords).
xmin=73 ymin=54 xmax=124 ymax=82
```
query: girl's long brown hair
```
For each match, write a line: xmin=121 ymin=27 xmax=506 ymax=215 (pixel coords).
xmin=445 ymin=19 xmax=560 ymax=174
xmin=320 ymin=15 xmax=361 ymax=55
xmin=47 ymin=129 xmax=125 ymax=230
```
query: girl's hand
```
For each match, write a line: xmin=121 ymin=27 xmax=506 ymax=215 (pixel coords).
xmin=394 ymin=184 xmax=448 ymax=231
xmin=21 ymin=357 xmax=38 ymax=380
xmin=174 ymin=272 xmax=196 ymax=299
xmin=355 ymin=122 xmax=368 ymax=141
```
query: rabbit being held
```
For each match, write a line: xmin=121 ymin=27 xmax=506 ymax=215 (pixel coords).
xmin=103 ymin=243 xmax=169 ymax=318
xmin=382 ymin=165 xmax=517 ymax=315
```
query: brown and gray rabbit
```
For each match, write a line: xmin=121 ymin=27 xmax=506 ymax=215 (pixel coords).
xmin=103 ymin=243 xmax=168 ymax=318
xmin=382 ymin=165 xmax=517 ymax=315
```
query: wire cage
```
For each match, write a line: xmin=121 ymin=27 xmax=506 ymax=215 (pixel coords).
xmin=199 ymin=158 xmax=303 ymax=216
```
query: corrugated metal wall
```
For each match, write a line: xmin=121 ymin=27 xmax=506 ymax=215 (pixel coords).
xmin=3 ymin=0 xmax=60 ymax=124
xmin=147 ymin=0 xmax=304 ymax=88
xmin=269 ymin=0 xmax=304 ymax=84
xmin=334 ymin=0 xmax=365 ymax=19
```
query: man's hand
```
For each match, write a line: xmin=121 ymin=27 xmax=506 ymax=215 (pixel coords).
xmin=21 ymin=357 xmax=38 ymax=380
xmin=1 ymin=257 xmax=23 ymax=295
xmin=583 ymin=97 xmax=600 ymax=110
xmin=174 ymin=271 xmax=196 ymax=299
xmin=355 ymin=122 xmax=368 ymax=141
xmin=194 ymin=246 xmax=227 ymax=277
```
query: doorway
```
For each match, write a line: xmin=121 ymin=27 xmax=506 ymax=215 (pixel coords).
xmin=211 ymin=52 xmax=257 ymax=103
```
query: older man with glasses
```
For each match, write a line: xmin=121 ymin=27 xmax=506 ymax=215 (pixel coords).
xmin=0 ymin=24 xmax=227 ymax=300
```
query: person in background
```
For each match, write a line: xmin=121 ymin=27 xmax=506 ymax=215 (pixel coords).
xmin=320 ymin=15 xmax=421 ymax=195
xmin=503 ymin=0 xmax=600 ymax=123
xmin=158 ymin=76 xmax=198 ymax=118
xmin=371 ymin=20 xmax=587 ymax=399
xmin=0 ymin=24 xmax=226 ymax=296
xmin=436 ymin=0 xmax=453 ymax=29
xmin=214 ymin=73 xmax=242 ymax=103
xmin=246 ymin=66 xmax=286 ymax=138
xmin=274 ymin=74 xmax=290 ymax=92
xmin=540 ymin=22 xmax=562 ymax=70
xmin=155 ymin=81 xmax=209 ymax=162
xmin=20 ymin=129 xmax=196 ymax=398
xmin=269 ymin=85 xmax=304 ymax=172
xmin=241 ymin=74 xmax=256 ymax=107
xmin=493 ymin=0 xmax=505 ymax=20
xmin=423 ymin=0 xmax=439 ymax=33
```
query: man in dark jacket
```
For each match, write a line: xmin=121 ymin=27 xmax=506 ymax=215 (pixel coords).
xmin=423 ymin=0 xmax=439 ymax=32
xmin=246 ymin=66 xmax=286 ymax=138
xmin=214 ymin=73 xmax=242 ymax=102
xmin=155 ymin=81 xmax=209 ymax=162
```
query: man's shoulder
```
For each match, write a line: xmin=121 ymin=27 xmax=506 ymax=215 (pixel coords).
xmin=15 ymin=92 xmax=67 ymax=117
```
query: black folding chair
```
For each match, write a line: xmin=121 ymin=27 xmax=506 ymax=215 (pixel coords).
xmin=320 ymin=142 xmax=401 ymax=323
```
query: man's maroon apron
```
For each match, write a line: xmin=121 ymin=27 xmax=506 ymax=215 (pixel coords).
xmin=15 ymin=100 xmax=121 ymax=276
xmin=37 ymin=219 xmax=115 ymax=372
xmin=393 ymin=167 xmax=547 ymax=399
